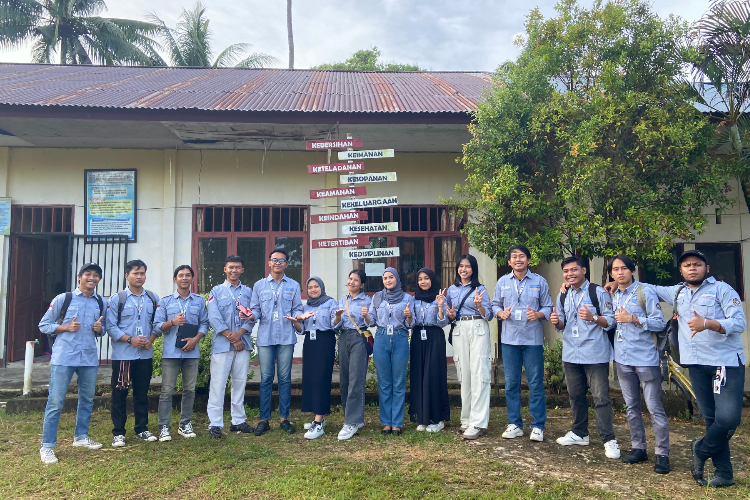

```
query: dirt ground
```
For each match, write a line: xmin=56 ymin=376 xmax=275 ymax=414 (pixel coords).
xmin=460 ymin=407 xmax=750 ymax=498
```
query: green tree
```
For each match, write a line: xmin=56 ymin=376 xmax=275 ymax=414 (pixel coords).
xmin=149 ymin=2 xmax=277 ymax=68
xmin=692 ymin=0 xmax=750 ymax=208
xmin=448 ymin=0 xmax=740 ymax=284
xmin=312 ymin=46 xmax=423 ymax=71
xmin=0 ymin=0 xmax=163 ymax=65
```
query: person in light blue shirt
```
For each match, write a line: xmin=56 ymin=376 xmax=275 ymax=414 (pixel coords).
xmin=491 ymin=245 xmax=553 ymax=443
xmin=445 ymin=254 xmax=492 ymax=440
xmin=246 ymin=248 xmax=304 ymax=436
xmin=206 ymin=255 xmax=255 ymax=439
xmin=638 ymin=249 xmax=745 ymax=488
xmin=372 ymin=267 xmax=414 ymax=435
xmin=550 ymin=256 xmax=620 ymax=460
xmin=106 ymin=259 xmax=160 ymax=448
xmin=154 ymin=264 xmax=209 ymax=442
xmin=38 ymin=262 xmax=106 ymax=464
xmin=607 ymin=255 xmax=670 ymax=474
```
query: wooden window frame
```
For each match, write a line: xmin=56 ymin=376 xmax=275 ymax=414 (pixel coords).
xmin=10 ymin=205 xmax=74 ymax=234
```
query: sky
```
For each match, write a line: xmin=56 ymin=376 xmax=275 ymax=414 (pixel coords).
xmin=0 ymin=0 xmax=712 ymax=71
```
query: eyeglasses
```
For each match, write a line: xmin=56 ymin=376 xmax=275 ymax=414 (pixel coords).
xmin=271 ymin=258 xmax=287 ymax=263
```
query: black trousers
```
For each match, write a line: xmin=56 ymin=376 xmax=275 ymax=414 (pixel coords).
xmin=111 ymin=358 xmax=153 ymax=436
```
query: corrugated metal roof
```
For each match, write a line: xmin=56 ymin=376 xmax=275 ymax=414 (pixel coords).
xmin=0 ymin=64 xmax=493 ymax=114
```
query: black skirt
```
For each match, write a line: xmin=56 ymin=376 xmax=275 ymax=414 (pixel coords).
xmin=409 ymin=324 xmax=450 ymax=425
xmin=301 ymin=329 xmax=337 ymax=415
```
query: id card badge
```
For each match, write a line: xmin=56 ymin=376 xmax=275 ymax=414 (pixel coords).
xmin=571 ymin=325 xmax=579 ymax=338
xmin=310 ymin=329 xmax=317 ymax=340
xmin=387 ymin=325 xmax=394 ymax=335
xmin=714 ymin=377 xmax=722 ymax=394
xmin=514 ymin=309 xmax=522 ymax=321
xmin=273 ymin=311 xmax=279 ymax=322
xmin=136 ymin=326 xmax=143 ymax=337
xmin=616 ymin=329 xmax=624 ymax=342
xmin=420 ymin=329 xmax=427 ymax=340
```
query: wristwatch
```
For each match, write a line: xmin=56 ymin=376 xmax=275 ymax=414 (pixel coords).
xmin=591 ymin=314 xmax=599 ymax=323
xmin=127 ymin=336 xmax=132 ymax=344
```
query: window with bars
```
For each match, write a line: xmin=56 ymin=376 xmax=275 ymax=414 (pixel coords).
xmin=355 ymin=206 xmax=466 ymax=294
xmin=192 ymin=205 xmax=309 ymax=295
xmin=10 ymin=205 xmax=74 ymax=233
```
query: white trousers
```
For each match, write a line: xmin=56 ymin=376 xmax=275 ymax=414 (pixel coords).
xmin=453 ymin=318 xmax=491 ymax=429
xmin=207 ymin=350 xmax=250 ymax=428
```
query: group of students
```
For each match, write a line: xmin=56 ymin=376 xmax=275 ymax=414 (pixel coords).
xmin=36 ymin=246 xmax=745 ymax=489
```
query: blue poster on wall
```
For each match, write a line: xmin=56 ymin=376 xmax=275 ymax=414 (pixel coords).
xmin=85 ymin=170 xmax=137 ymax=241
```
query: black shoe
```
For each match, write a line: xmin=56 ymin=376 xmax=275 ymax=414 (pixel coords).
xmin=254 ymin=420 xmax=270 ymax=436
xmin=393 ymin=429 xmax=402 ymax=436
xmin=706 ymin=476 xmax=735 ymax=488
xmin=280 ymin=420 xmax=296 ymax=434
xmin=690 ymin=440 xmax=706 ymax=483
xmin=622 ymin=449 xmax=648 ymax=464
xmin=229 ymin=422 xmax=254 ymax=433
xmin=654 ymin=455 xmax=670 ymax=474
xmin=208 ymin=426 xmax=222 ymax=439
xmin=381 ymin=429 xmax=392 ymax=435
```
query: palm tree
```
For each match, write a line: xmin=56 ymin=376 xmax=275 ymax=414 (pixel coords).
xmin=149 ymin=2 xmax=277 ymax=68
xmin=692 ymin=0 xmax=750 ymax=203
xmin=0 ymin=0 xmax=164 ymax=65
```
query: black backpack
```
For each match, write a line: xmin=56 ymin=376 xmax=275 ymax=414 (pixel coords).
xmin=663 ymin=284 xmax=687 ymax=365
xmin=116 ymin=289 xmax=159 ymax=325
xmin=51 ymin=292 xmax=105 ymax=339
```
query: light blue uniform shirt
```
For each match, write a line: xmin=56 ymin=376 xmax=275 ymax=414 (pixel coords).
xmin=491 ymin=271 xmax=553 ymax=345
xmin=38 ymin=289 xmax=105 ymax=367
xmin=249 ymin=274 xmax=304 ymax=347
xmin=446 ymin=283 xmax=493 ymax=321
xmin=555 ymin=280 xmax=615 ymax=364
xmin=611 ymin=281 xmax=667 ymax=367
xmin=106 ymin=288 xmax=159 ymax=361
xmin=300 ymin=298 xmax=338 ymax=332
xmin=413 ymin=299 xmax=450 ymax=328
xmin=154 ymin=292 xmax=210 ymax=359
xmin=333 ymin=293 xmax=373 ymax=330
xmin=650 ymin=277 xmax=746 ymax=367
xmin=208 ymin=280 xmax=254 ymax=354
xmin=372 ymin=293 xmax=415 ymax=330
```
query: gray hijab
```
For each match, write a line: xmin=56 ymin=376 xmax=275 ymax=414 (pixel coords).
xmin=305 ymin=276 xmax=334 ymax=307
xmin=374 ymin=267 xmax=405 ymax=307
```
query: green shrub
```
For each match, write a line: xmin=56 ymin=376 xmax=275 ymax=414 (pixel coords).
xmin=543 ymin=338 xmax=565 ymax=394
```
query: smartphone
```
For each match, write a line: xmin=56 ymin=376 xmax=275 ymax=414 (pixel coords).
xmin=237 ymin=304 xmax=251 ymax=316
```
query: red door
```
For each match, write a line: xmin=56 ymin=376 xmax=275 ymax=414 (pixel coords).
xmin=7 ymin=237 xmax=48 ymax=361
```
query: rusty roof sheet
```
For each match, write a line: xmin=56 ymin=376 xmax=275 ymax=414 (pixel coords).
xmin=0 ymin=64 xmax=493 ymax=114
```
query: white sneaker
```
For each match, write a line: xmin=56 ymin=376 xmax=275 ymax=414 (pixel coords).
xmin=502 ymin=424 xmax=523 ymax=439
xmin=556 ymin=431 xmax=589 ymax=446
xmin=158 ymin=426 xmax=172 ymax=442
xmin=304 ymin=422 xmax=325 ymax=440
xmin=178 ymin=422 xmax=196 ymax=438
xmin=337 ymin=423 xmax=363 ymax=441
xmin=304 ymin=418 xmax=325 ymax=430
xmin=426 ymin=422 xmax=444 ymax=433
xmin=416 ymin=425 xmax=427 ymax=432
xmin=529 ymin=428 xmax=544 ymax=442
xmin=604 ymin=439 xmax=621 ymax=459
xmin=72 ymin=436 xmax=102 ymax=449
xmin=111 ymin=435 xmax=126 ymax=448
xmin=40 ymin=447 xmax=58 ymax=464
xmin=459 ymin=424 xmax=469 ymax=432
xmin=462 ymin=426 xmax=483 ymax=440
xmin=136 ymin=430 xmax=157 ymax=442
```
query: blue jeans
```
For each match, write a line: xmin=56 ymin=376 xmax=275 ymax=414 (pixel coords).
xmin=257 ymin=344 xmax=294 ymax=421
xmin=689 ymin=363 xmax=745 ymax=479
xmin=42 ymin=365 xmax=98 ymax=448
xmin=502 ymin=343 xmax=546 ymax=430
xmin=373 ymin=328 xmax=409 ymax=427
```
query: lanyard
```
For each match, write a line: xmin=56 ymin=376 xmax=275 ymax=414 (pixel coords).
xmin=271 ymin=279 xmax=284 ymax=310
xmin=513 ymin=277 xmax=526 ymax=304
xmin=178 ymin=296 xmax=191 ymax=315
xmin=225 ymin=282 xmax=241 ymax=306
xmin=129 ymin=295 xmax=144 ymax=323
xmin=614 ymin=287 xmax=637 ymax=311
xmin=384 ymin=300 xmax=394 ymax=325
xmin=568 ymin=287 xmax=586 ymax=324
xmin=420 ymin=301 xmax=428 ymax=325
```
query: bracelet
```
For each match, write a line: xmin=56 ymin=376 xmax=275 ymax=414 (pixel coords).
xmin=703 ymin=318 xmax=707 ymax=330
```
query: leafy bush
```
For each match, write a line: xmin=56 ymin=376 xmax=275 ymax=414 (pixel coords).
xmin=543 ymin=338 xmax=565 ymax=394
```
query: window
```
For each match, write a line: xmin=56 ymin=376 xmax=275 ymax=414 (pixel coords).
xmin=695 ymin=243 xmax=744 ymax=300
xmin=11 ymin=205 xmax=74 ymax=233
xmin=638 ymin=244 xmax=684 ymax=287
xmin=356 ymin=206 xmax=466 ymax=294
xmin=192 ymin=205 xmax=309 ymax=295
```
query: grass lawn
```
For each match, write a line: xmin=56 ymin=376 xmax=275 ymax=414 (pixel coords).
xmin=0 ymin=403 xmax=748 ymax=499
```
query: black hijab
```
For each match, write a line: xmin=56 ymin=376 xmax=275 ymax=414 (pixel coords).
xmin=305 ymin=277 xmax=334 ymax=307
xmin=414 ymin=268 xmax=440 ymax=303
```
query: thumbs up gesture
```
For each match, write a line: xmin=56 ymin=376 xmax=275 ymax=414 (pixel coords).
xmin=497 ymin=305 xmax=512 ymax=320
xmin=172 ymin=311 xmax=187 ymax=327
xmin=550 ymin=306 xmax=560 ymax=326
xmin=403 ymin=302 xmax=412 ymax=320
xmin=93 ymin=315 xmax=104 ymax=333
xmin=688 ymin=309 xmax=705 ymax=337
xmin=578 ymin=305 xmax=594 ymax=322
xmin=68 ymin=315 xmax=81 ymax=332
xmin=526 ymin=305 xmax=540 ymax=321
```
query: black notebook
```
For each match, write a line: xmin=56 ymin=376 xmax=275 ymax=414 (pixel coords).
xmin=175 ymin=323 xmax=199 ymax=349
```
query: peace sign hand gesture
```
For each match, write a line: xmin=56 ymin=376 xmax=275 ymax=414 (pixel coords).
xmin=436 ymin=289 xmax=447 ymax=307
xmin=473 ymin=290 xmax=485 ymax=307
